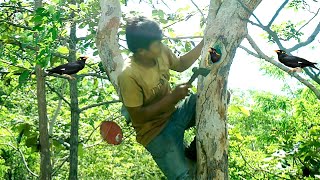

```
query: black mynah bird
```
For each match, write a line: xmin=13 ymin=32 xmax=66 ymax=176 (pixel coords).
xmin=274 ymin=50 xmax=319 ymax=73
xmin=47 ymin=56 xmax=88 ymax=79
xmin=208 ymin=47 xmax=221 ymax=64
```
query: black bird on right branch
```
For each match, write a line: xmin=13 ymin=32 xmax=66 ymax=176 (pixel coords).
xmin=274 ymin=50 xmax=319 ymax=73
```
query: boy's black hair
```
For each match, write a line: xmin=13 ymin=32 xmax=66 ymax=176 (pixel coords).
xmin=125 ymin=16 xmax=163 ymax=53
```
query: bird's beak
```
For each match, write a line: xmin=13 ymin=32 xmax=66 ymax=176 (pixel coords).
xmin=208 ymin=48 xmax=212 ymax=53
xmin=274 ymin=50 xmax=279 ymax=53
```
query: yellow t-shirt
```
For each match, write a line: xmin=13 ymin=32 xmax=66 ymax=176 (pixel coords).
xmin=118 ymin=43 xmax=182 ymax=146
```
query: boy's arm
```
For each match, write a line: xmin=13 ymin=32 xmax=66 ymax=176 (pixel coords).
xmin=126 ymin=84 xmax=191 ymax=124
xmin=174 ymin=39 xmax=204 ymax=72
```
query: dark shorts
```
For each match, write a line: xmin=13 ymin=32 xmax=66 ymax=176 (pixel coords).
xmin=146 ymin=94 xmax=197 ymax=180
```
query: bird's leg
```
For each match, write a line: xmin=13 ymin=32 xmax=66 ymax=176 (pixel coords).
xmin=288 ymin=69 xmax=294 ymax=73
xmin=295 ymin=67 xmax=302 ymax=73
xmin=63 ymin=74 xmax=76 ymax=80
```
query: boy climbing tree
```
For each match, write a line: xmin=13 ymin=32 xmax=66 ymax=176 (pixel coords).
xmin=118 ymin=16 xmax=203 ymax=179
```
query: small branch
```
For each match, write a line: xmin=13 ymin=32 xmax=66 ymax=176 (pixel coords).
xmin=0 ymin=5 xmax=34 ymax=13
xmin=0 ymin=60 xmax=30 ymax=70
xmin=79 ymin=100 xmax=121 ymax=112
xmin=77 ymin=73 xmax=109 ymax=80
xmin=3 ymin=21 xmax=33 ymax=30
xmin=45 ymin=73 xmax=70 ymax=80
xmin=163 ymin=35 xmax=204 ymax=40
xmin=190 ymin=0 xmax=205 ymax=22
xmin=162 ymin=11 xmax=197 ymax=29
xmin=45 ymin=82 xmax=71 ymax=107
xmin=296 ymin=8 xmax=320 ymax=34
xmin=245 ymin=34 xmax=320 ymax=100
xmin=0 ymin=143 xmax=39 ymax=177
xmin=267 ymin=0 xmax=289 ymax=27
xmin=287 ymin=22 xmax=320 ymax=52
xmin=236 ymin=146 xmax=290 ymax=180
xmin=52 ymin=156 xmax=69 ymax=176
xmin=0 ymin=39 xmax=69 ymax=60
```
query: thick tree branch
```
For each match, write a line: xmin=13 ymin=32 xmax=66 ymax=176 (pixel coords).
xmin=245 ymin=34 xmax=320 ymax=100
xmin=287 ymin=22 xmax=320 ymax=52
xmin=79 ymin=100 xmax=120 ymax=112
xmin=267 ymin=0 xmax=289 ymax=27
xmin=236 ymin=0 xmax=264 ymax=26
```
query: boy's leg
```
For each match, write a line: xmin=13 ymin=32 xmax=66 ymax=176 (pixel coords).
xmin=146 ymin=121 xmax=192 ymax=180
xmin=171 ymin=94 xmax=197 ymax=131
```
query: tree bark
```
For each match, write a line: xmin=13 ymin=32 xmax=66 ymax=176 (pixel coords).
xmin=196 ymin=0 xmax=261 ymax=179
xmin=96 ymin=0 xmax=124 ymax=91
xmin=34 ymin=0 xmax=52 ymax=179
xmin=68 ymin=0 xmax=80 ymax=179
xmin=36 ymin=66 xmax=52 ymax=180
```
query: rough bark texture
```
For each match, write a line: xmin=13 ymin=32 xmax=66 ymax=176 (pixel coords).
xmin=68 ymin=0 xmax=80 ymax=178
xmin=36 ymin=66 xmax=52 ymax=180
xmin=196 ymin=0 xmax=262 ymax=179
xmin=34 ymin=0 xmax=52 ymax=179
xmin=96 ymin=0 xmax=124 ymax=92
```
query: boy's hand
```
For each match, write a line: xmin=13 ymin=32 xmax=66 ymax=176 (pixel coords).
xmin=171 ymin=83 xmax=192 ymax=101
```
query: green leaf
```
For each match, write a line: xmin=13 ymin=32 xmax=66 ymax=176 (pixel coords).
xmin=57 ymin=46 xmax=69 ymax=54
xmin=18 ymin=70 xmax=30 ymax=85
xmin=69 ymin=4 xmax=77 ymax=10
xmin=32 ymin=15 xmax=43 ymax=23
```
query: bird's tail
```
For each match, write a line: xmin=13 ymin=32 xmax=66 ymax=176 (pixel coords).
xmin=46 ymin=69 xmax=53 ymax=74
xmin=311 ymin=63 xmax=319 ymax=71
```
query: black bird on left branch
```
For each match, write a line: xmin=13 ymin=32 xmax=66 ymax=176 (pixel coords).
xmin=46 ymin=56 xmax=88 ymax=80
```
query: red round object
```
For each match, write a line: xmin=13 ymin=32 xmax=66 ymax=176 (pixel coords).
xmin=100 ymin=121 xmax=123 ymax=145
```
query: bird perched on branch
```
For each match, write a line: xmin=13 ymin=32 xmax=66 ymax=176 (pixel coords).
xmin=274 ymin=50 xmax=319 ymax=73
xmin=47 ymin=56 xmax=88 ymax=80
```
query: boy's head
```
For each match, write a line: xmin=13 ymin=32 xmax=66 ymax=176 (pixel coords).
xmin=126 ymin=16 xmax=163 ymax=58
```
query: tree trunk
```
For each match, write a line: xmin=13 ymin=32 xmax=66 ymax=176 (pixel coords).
xmin=96 ymin=0 xmax=124 ymax=91
xmin=34 ymin=0 xmax=52 ymax=179
xmin=196 ymin=0 xmax=261 ymax=179
xmin=68 ymin=1 xmax=80 ymax=178
xmin=36 ymin=66 xmax=52 ymax=180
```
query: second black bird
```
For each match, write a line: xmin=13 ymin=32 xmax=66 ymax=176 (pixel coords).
xmin=47 ymin=56 xmax=88 ymax=79
xmin=274 ymin=50 xmax=319 ymax=72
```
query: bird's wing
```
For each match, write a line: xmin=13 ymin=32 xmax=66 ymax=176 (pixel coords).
xmin=283 ymin=56 xmax=314 ymax=64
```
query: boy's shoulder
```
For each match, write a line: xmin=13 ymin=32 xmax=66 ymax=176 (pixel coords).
xmin=118 ymin=57 xmax=135 ymax=78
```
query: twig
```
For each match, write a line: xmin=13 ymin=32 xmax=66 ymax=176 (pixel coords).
xmin=163 ymin=35 xmax=203 ymax=40
xmin=190 ymin=0 xmax=205 ymax=22
xmin=0 ymin=143 xmax=39 ymax=177
xmin=79 ymin=100 xmax=121 ymax=112
xmin=244 ymin=34 xmax=320 ymax=100
xmin=45 ymin=82 xmax=71 ymax=107
xmin=236 ymin=146 xmax=290 ymax=180
xmin=296 ymin=8 xmax=320 ymax=34
xmin=3 ymin=21 xmax=33 ymax=30
xmin=77 ymin=73 xmax=109 ymax=80
xmin=52 ymin=156 xmax=69 ymax=176
xmin=0 ymin=39 xmax=69 ymax=60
